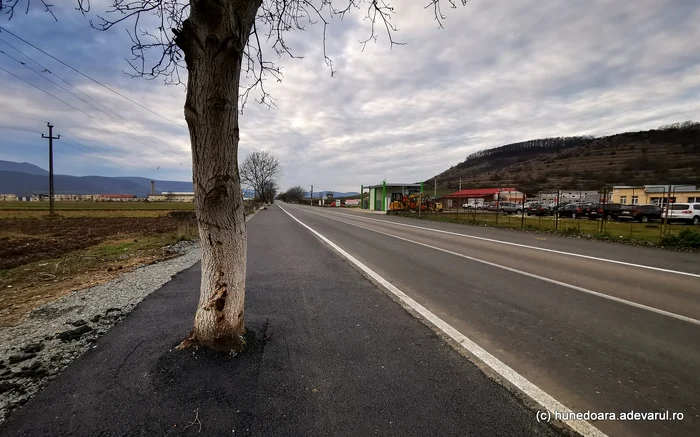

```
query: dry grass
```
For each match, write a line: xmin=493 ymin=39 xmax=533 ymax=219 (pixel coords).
xmin=401 ymin=211 xmax=688 ymax=242
xmin=0 ymin=234 xmax=184 ymax=327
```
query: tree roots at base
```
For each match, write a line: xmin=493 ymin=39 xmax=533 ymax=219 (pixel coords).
xmin=176 ymin=329 xmax=247 ymax=353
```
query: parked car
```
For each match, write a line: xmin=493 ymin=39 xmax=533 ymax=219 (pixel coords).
xmin=461 ymin=201 xmax=484 ymax=209
xmin=526 ymin=203 xmax=553 ymax=216
xmin=556 ymin=203 xmax=588 ymax=219
xmin=662 ymin=203 xmax=700 ymax=225
xmin=617 ymin=204 xmax=663 ymax=223
xmin=486 ymin=201 xmax=522 ymax=214
xmin=586 ymin=203 xmax=624 ymax=221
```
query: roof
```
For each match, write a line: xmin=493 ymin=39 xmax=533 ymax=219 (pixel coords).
xmin=443 ymin=187 xmax=518 ymax=198
xmin=365 ymin=183 xmax=422 ymax=189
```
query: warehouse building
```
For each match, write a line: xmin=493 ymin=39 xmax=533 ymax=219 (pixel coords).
xmin=442 ymin=187 xmax=525 ymax=208
xmin=360 ymin=182 xmax=422 ymax=211
xmin=611 ymin=185 xmax=700 ymax=205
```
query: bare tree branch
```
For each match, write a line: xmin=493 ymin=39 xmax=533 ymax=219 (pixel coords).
xmin=1 ymin=0 xmax=57 ymax=21
xmin=3 ymin=0 xmax=466 ymax=106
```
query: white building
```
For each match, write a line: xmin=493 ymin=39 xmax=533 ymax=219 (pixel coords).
xmin=539 ymin=190 xmax=602 ymax=204
xmin=162 ymin=191 xmax=195 ymax=202
xmin=0 ymin=194 xmax=18 ymax=201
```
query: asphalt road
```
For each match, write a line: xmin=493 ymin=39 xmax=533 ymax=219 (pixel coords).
xmin=1 ymin=205 xmax=561 ymax=437
xmin=279 ymin=203 xmax=700 ymax=437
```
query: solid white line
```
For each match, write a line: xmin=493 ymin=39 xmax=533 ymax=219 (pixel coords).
xmin=286 ymin=204 xmax=700 ymax=326
xmin=278 ymin=203 xmax=608 ymax=437
xmin=301 ymin=206 xmax=700 ymax=279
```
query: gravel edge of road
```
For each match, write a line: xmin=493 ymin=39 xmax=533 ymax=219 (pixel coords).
xmin=0 ymin=208 xmax=262 ymax=423
xmin=0 ymin=241 xmax=201 ymax=423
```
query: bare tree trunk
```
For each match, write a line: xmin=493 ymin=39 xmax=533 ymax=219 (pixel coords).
xmin=174 ymin=0 xmax=261 ymax=352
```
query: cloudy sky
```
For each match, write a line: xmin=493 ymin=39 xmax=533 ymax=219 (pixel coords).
xmin=0 ymin=0 xmax=699 ymax=193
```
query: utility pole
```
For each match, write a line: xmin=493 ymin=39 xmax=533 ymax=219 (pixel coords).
xmin=459 ymin=177 xmax=462 ymax=191
xmin=310 ymin=185 xmax=313 ymax=206
xmin=42 ymin=122 xmax=60 ymax=216
xmin=434 ymin=177 xmax=437 ymax=198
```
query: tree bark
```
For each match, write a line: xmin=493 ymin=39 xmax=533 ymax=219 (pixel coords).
xmin=174 ymin=0 xmax=261 ymax=352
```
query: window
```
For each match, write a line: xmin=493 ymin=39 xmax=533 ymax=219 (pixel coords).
xmin=631 ymin=196 xmax=639 ymax=205
xmin=620 ymin=196 xmax=627 ymax=204
xmin=688 ymin=197 xmax=697 ymax=203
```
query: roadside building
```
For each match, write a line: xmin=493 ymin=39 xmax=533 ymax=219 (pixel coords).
xmin=360 ymin=182 xmax=422 ymax=211
xmin=147 ymin=194 xmax=167 ymax=202
xmin=539 ymin=190 xmax=602 ymax=205
xmin=0 ymin=194 xmax=18 ymax=201
xmin=96 ymin=194 xmax=136 ymax=202
xmin=442 ymin=187 xmax=524 ymax=208
xmin=611 ymin=185 xmax=700 ymax=206
xmin=162 ymin=191 xmax=195 ymax=202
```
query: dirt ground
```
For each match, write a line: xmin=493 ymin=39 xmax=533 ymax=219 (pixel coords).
xmin=0 ymin=216 xmax=194 ymax=327
xmin=0 ymin=217 xmax=179 ymax=270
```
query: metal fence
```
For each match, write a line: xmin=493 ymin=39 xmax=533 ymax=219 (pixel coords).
xmin=393 ymin=187 xmax=694 ymax=244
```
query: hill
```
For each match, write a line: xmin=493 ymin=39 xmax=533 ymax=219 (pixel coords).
xmin=0 ymin=160 xmax=48 ymax=176
xmin=429 ymin=123 xmax=700 ymax=193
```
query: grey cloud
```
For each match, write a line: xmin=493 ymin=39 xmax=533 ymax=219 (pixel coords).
xmin=2 ymin=0 xmax=699 ymax=191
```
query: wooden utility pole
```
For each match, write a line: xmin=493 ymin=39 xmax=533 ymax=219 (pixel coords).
xmin=310 ymin=185 xmax=313 ymax=206
xmin=42 ymin=122 xmax=60 ymax=216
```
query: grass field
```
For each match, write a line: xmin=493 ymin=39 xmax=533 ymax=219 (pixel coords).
xmin=394 ymin=210 xmax=692 ymax=243
xmin=0 ymin=201 xmax=195 ymax=210
xmin=0 ymin=201 xmax=265 ymax=219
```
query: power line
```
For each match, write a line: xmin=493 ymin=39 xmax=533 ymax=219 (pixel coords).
xmin=0 ymin=26 xmax=188 ymax=129
xmin=60 ymin=133 xmax=112 ymax=154
xmin=0 ymin=61 xmax=187 ymax=158
xmin=0 ymin=48 xmax=184 ymax=156
xmin=0 ymin=37 xmax=186 ymax=155
xmin=0 ymin=64 xmax=99 ymax=118
xmin=0 ymin=36 xmax=128 ymax=123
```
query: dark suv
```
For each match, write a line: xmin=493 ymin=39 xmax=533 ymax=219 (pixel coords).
xmin=526 ymin=203 xmax=553 ymax=216
xmin=587 ymin=203 xmax=624 ymax=220
xmin=617 ymin=204 xmax=663 ymax=223
xmin=557 ymin=203 xmax=588 ymax=219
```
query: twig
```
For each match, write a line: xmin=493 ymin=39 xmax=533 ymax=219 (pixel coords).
xmin=184 ymin=408 xmax=202 ymax=433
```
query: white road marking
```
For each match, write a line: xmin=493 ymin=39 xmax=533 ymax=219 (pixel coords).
xmin=305 ymin=206 xmax=700 ymax=279
xmin=278 ymin=203 xmax=608 ymax=437
xmin=285 ymin=204 xmax=700 ymax=326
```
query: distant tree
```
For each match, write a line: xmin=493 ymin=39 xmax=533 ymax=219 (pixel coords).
xmin=282 ymin=186 xmax=306 ymax=203
xmin=260 ymin=180 xmax=278 ymax=203
xmin=3 ymin=0 xmax=469 ymax=352
xmin=657 ymin=120 xmax=700 ymax=130
xmin=240 ymin=150 xmax=281 ymax=205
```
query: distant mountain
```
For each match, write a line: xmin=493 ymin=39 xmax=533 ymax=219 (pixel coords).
xmin=305 ymin=191 xmax=360 ymax=198
xmin=0 ymin=160 xmax=48 ymax=176
xmin=0 ymin=160 xmax=194 ymax=196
